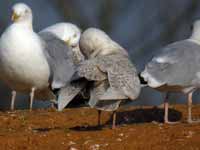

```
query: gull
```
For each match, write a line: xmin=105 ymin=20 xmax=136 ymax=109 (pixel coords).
xmin=73 ymin=28 xmax=141 ymax=128
xmin=0 ymin=3 xmax=75 ymax=110
xmin=141 ymin=20 xmax=200 ymax=124
xmin=40 ymin=23 xmax=88 ymax=110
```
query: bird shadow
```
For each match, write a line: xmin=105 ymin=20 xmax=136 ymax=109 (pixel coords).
xmin=33 ymin=125 xmax=103 ymax=133
xmin=34 ymin=107 xmax=182 ymax=132
xmin=69 ymin=125 xmax=103 ymax=131
xmin=70 ymin=107 xmax=182 ymax=132
xmin=32 ymin=127 xmax=62 ymax=133
xmin=105 ymin=107 xmax=182 ymax=126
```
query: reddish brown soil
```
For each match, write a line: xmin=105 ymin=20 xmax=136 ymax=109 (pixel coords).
xmin=0 ymin=105 xmax=199 ymax=150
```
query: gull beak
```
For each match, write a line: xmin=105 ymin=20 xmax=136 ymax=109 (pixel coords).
xmin=65 ymin=38 xmax=71 ymax=47
xmin=11 ymin=12 xmax=20 ymax=22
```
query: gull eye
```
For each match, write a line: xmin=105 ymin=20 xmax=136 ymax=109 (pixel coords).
xmin=73 ymin=34 xmax=77 ymax=38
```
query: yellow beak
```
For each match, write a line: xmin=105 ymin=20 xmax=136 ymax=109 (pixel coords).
xmin=65 ymin=38 xmax=71 ymax=46
xmin=11 ymin=12 xmax=20 ymax=22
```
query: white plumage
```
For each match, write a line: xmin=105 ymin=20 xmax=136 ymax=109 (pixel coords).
xmin=40 ymin=22 xmax=81 ymax=47
xmin=0 ymin=21 xmax=50 ymax=92
xmin=0 ymin=3 xmax=77 ymax=110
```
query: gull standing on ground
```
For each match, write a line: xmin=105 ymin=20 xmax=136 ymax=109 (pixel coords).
xmin=0 ymin=3 xmax=75 ymax=110
xmin=141 ymin=20 xmax=200 ymax=124
xmin=40 ymin=23 xmax=88 ymax=110
xmin=72 ymin=28 xmax=141 ymax=128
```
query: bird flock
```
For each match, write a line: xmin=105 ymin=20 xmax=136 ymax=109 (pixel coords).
xmin=0 ymin=3 xmax=199 ymax=129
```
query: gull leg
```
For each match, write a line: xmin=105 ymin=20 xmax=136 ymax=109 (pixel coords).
xmin=10 ymin=90 xmax=16 ymax=111
xmin=29 ymin=87 xmax=36 ymax=111
xmin=112 ymin=111 xmax=117 ymax=129
xmin=164 ymin=93 xmax=179 ymax=124
xmin=187 ymin=92 xmax=200 ymax=123
xmin=50 ymin=102 xmax=56 ymax=110
xmin=50 ymin=99 xmax=57 ymax=110
xmin=164 ymin=94 xmax=169 ymax=123
xmin=97 ymin=110 xmax=101 ymax=126
xmin=51 ymin=102 xmax=55 ymax=109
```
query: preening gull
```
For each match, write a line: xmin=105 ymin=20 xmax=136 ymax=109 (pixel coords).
xmin=141 ymin=20 xmax=200 ymax=124
xmin=73 ymin=28 xmax=141 ymax=128
xmin=39 ymin=23 xmax=87 ymax=111
xmin=0 ymin=3 xmax=75 ymax=110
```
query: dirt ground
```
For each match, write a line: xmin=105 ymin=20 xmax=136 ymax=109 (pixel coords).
xmin=0 ymin=105 xmax=199 ymax=150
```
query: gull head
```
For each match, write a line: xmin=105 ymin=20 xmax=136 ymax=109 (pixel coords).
xmin=192 ymin=20 xmax=200 ymax=31
xmin=190 ymin=20 xmax=200 ymax=43
xmin=80 ymin=28 xmax=127 ymax=58
xmin=41 ymin=23 xmax=81 ymax=48
xmin=11 ymin=3 xmax=32 ymax=23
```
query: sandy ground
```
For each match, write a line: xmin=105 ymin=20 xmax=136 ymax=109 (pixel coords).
xmin=0 ymin=105 xmax=199 ymax=150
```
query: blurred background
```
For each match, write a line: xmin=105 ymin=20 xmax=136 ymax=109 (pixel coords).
xmin=0 ymin=0 xmax=200 ymax=109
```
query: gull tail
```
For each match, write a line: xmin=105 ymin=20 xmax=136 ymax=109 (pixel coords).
xmin=99 ymin=87 xmax=127 ymax=100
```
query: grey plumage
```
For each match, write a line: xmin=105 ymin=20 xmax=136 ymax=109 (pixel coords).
xmin=141 ymin=20 xmax=200 ymax=123
xmin=73 ymin=28 xmax=141 ymax=114
xmin=38 ymin=23 xmax=86 ymax=110
xmin=76 ymin=53 xmax=141 ymax=111
xmin=143 ymin=40 xmax=200 ymax=91
xmin=56 ymin=28 xmax=141 ymax=129
xmin=75 ymin=27 xmax=141 ymax=129
xmin=75 ymin=28 xmax=140 ymax=128
xmin=40 ymin=32 xmax=86 ymax=111
xmin=39 ymin=32 xmax=75 ymax=90
xmin=71 ymin=46 xmax=85 ymax=64
xmin=89 ymin=80 xmax=121 ymax=111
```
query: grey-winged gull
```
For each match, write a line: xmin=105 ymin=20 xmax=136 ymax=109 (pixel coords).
xmin=141 ymin=20 xmax=200 ymax=124
xmin=39 ymin=22 xmax=85 ymax=109
xmin=0 ymin=3 xmax=75 ymax=110
xmin=39 ymin=23 xmax=88 ymax=111
xmin=72 ymin=28 xmax=141 ymax=128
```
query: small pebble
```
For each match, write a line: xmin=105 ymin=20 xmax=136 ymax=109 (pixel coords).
xmin=83 ymin=140 xmax=92 ymax=145
xmin=68 ymin=141 xmax=76 ymax=146
xmin=69 ymin=147 xmax=78 ymax=150
xmin=90 ymin=144 xmax=100 ymax=150
xmin=116 ymin=138 xmax=122 ymax=142
xmin=186 ymin=131 xmax=194 ymax=138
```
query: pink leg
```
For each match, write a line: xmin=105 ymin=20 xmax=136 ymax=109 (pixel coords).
xmin=10 ymin=91 xmax=16 ymax=111
xmin=29 ymin=87 xmax=35 ymax=111
xmin=112 ymin=111 xmax=117 ymax=129
xmin=164 ymin=93 xmax=179 ymax=124
xmin=187 ymin=92 xmax=200 ymax=123
xmin=164 ymin=97 xmax=169 ymax=123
